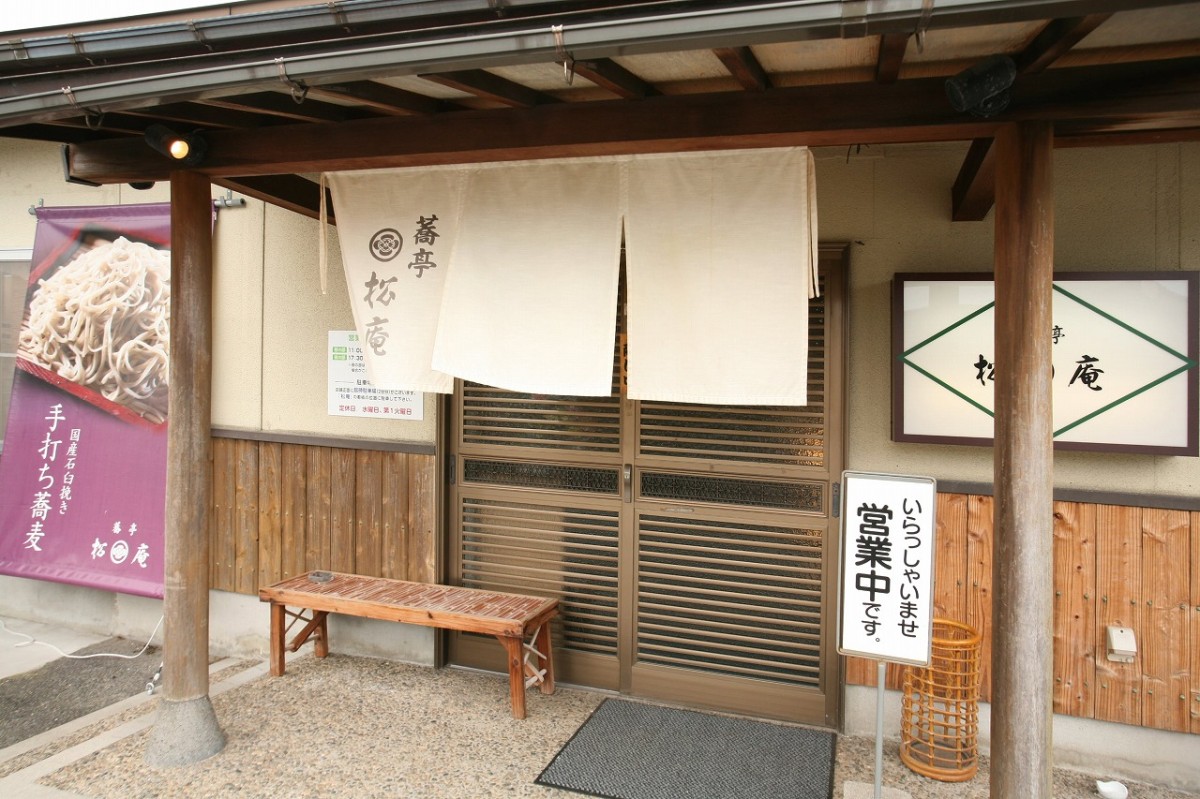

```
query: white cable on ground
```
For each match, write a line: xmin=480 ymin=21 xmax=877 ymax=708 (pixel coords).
xmin=0 ymin=616 xmax=164 ymax=660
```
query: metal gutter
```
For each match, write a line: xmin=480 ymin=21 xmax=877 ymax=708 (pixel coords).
xmin=0 ymin=0 xmax=550 ymax=66
xmin=3 ymin=0 xmax=1194 ymax=70
xmin=1 ymin=0 xmax=1196 ymax=125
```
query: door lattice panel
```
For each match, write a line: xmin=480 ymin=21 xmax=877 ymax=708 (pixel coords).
xmin=461 ymin=382 xmax=621 ymax=455
xmin=637 ymin=513 xmax=826 ymax=686
xmin=637 ymin=290 xmax=826 ymax=467
xmin=460 ymin=495 xmax=619 ymax=656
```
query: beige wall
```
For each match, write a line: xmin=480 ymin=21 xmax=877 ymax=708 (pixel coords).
xmin=814 ymin=141 xmax=1200 ymax=499
xmin=3 ymin=137 xmax=1198 ymax=493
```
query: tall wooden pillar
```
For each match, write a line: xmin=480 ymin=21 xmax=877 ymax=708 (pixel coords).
xmin=991 ymin=121 xmax=1055 ymax=797
xmin=145 ymin=170 xmax=225 ymax=765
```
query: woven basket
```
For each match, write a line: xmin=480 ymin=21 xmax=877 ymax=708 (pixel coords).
xmin=899 ymin=618 xmax=982 ymax=782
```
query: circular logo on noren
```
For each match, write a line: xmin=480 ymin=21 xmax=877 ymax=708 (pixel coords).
xmin=369 ymin=229 xmax=403 ymax=262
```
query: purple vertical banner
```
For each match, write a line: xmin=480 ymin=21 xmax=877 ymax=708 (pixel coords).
xmin=0 ymin=204 xmax=172 ymax=598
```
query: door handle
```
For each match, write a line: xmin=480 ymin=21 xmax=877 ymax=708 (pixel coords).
xmin=623 ymin=464 xmax=632 ymax=503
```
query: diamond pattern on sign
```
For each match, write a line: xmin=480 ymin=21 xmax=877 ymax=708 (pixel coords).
xmin=899 ymin=283 xmax=1196 ymax=439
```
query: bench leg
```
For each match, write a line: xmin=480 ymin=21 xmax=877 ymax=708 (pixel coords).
xmin=498 ymin=636 xmax=527 ymax=720
xmin=534 ymin=622 xmax=555 ymax=696
xmin=315 ymin=611 xmax=329 ymax=659
xmin=269 ymin=601 xmax=286 ymax=676
xmin=288 ymin=610 xmax=329 ymax=657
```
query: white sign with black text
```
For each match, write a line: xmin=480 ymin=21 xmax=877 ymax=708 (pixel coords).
xmin=838 ymin=471 xmax=937 ymax=666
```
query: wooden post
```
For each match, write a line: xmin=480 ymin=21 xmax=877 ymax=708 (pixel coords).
xmin=145 ymin=170 xmax=225 ymax=765
xmin=991 ymin=121 xmax=1055 ymax=798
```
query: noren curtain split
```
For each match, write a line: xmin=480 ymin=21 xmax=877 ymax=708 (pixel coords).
xmin=327 ymin=147 xmax=818 ymax=406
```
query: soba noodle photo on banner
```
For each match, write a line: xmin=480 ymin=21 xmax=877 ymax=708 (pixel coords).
xmin=0 ymin=204 xmax=174 ymax=598
xmin=18 ymin=236 xmax=171 ymax=424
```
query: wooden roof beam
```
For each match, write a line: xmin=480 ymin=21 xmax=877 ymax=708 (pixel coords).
xmin=418 ymin=70 xmax=560 ymax=107
xmin=1016 ymin=13 xmax=1113 ymax=75
xmin=200 ymin=91 xmax=369 ymax=124
xmin=119 ymin=102 xmax=277 ymax=130
xmin=304 ymin=81 xmax=453 ymax=116
xmin=951 ymin=137 xmax=998 ymax=222
xmin=212 ymin=175 xmax=331 ymax=222
xmin=875 ymin=33 xmax=910 ymax=84
xmin=572 ymin=58 xmax=659 ymax=99
xmin=65 ymin=57 xmax=1200 ymax=185
xmin=952 ymin=13 xmax=1113 ymax=221
xmin=714 ymin=46 xmax=771 ymax=91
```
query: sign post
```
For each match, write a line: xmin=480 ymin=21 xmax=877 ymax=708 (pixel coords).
xmin=837 ymin=471 xmax=937 ymax=799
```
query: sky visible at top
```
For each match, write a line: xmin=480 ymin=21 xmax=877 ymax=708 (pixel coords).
xmin=3 ymin=1 xmax=250 ymax=35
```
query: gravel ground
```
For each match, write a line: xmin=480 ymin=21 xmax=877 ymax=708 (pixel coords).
xmin=0 ymin=637 xmax=160 ymax=748
xmin=26 ymin=654 xmax=1197 ymax=799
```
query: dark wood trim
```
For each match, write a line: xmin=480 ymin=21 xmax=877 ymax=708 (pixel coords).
xmin=212 ymin=427 xmax=436 ymax=455
xmin=66 ymin=56 xmax=1200 ymax=184
xmin=212 ymin=175 xmax=331 ymax=222
xmin=951 ymin=137 xmax=997 ymax=222
xmin=875 ymin=33 xmax=909 ymax=84
xmin=714 ymin=46 xmax=770 ymax=91
xmin=120 ymin=102 xmax=278 ymax=130
xmin=418 ymin=70 xmax=560 ymax=107
xmin=1015 ymin=14 xmax=1112 ymax=75
xmin=200 ymin=92 xmax=367 ymax=124
xmin=305 ymin=81 xmax=452 ymax=116
xmin=572 ymin=58 xmax=659 ymax=99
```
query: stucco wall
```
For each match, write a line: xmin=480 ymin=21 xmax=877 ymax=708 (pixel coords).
xmin=813 ymin=141 xmax=1200 ymax=500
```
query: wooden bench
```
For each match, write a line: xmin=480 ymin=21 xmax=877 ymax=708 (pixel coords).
xmin=259 ymin=571 xmax=558 ymax=719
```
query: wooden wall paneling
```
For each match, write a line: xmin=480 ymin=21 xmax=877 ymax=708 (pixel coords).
xmin=406 ymin=453 xmax=437 ymax=583
xmin=330 ymin=447 xmax=357 ymax=573
xmin=1191 ymin=511 xmax=1200 ymax=735
xmin=1052 ymin=500 xmax=1096 ymax=718
xmin=305 ymin=446 xmax=332 ymax=572
xmin=966 ymin=494 xmax=994 ymax=702
xmin=280 ymin=443 xmax=308 ymax=580
xmin=844 ymin=656 xmax=875 ymax=687
xmin=381 ymin=452 xmax=410 ymax=580
xmin=1095 ymin=505 xmax=1142 ymax=726
xmin=934 ymin=492 xmax=969 ymax=625
xmin=257 ymin=442 xmax=283 ymax=588
xmin=209 ymin=438 xmax=236 ymax=592
xmin=233 ymin=438 xmax=260 ymax=594
xmin=354 ymin=450 xmax=384 ymax=577
xmin=1140 ymin=508 xmax=1190 ymax=731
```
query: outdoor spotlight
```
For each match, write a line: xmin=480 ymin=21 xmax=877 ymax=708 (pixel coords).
xmin=945 ymin=54 xmax=1017 ymax=117
xmin=144 ymin=123 xmax=208 ymax=166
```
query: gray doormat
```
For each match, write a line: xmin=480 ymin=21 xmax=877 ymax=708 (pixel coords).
xmin=536 ymin=699 xmax=836 ymax=799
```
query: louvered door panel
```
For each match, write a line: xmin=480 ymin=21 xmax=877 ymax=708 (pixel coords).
xmin=451 ymin=491 xmax=621 ymax=688
xmin=460 ymin=385 xmax=622 ymax=459
xmin=636 ymin=512 xmax=827 ymax=689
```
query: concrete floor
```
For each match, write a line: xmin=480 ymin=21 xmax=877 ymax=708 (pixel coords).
xmin=1 ymin=621 xmax=1197 ymax=799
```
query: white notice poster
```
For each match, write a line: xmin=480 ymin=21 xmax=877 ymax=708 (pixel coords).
xmin=838 ymin=471 xmax=936 ymax=666
xmin=328 ymin=331 xmax=423 ymax=420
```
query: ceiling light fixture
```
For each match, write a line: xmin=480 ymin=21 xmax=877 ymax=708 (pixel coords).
xmin=144 ymin=124 xmax=208 ymax=166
